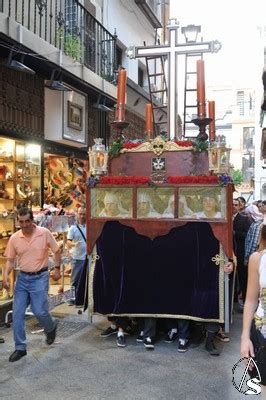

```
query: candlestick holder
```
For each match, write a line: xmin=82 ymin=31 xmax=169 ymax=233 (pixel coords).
xmin=191 ymin=117 xmax=211 ymax=141
xmin=111 ymin=120 xmax=130 ymax=144
xmin=112 ymin=103 xmax=129 ymax=132
xmin=111 ymin=120 xmax=130 ymax=131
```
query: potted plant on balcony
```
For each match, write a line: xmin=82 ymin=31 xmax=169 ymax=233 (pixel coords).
xmin=56 ymin=28 xmax=83 ymax=62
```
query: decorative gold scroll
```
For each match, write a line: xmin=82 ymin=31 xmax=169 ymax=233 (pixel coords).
xmin=120 ymin=136 xmax=192 ymax=156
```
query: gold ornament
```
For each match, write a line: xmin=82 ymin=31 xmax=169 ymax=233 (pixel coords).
xmin=211 ymin=254 xmax=225 ymax=265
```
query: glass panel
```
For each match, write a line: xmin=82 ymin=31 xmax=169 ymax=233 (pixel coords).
xmin=178 ymin=187 xmax=226 ymax=220
xmin=137 ymin=188 xmax=175 ymax=219
xmin=44 ymin=155 xmax=87 ymax=210
xmin=15 ymin=142 xmax=41 ymax=209
xmin=91 ymin=188 xmax=133 ymax=218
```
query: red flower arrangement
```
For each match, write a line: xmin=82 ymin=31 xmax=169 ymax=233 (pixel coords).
xmin=99 ymin=176 xmax=150 ymax=185
xmin=174 ymin=141 xmax=193 ymax=147
xmin=167 ymin=176 xmax=219 ymax=184
xmin=99 ymin=175 xmax=219 ymax=185
xmin=122 ymin=142 xmax=143 ymax=149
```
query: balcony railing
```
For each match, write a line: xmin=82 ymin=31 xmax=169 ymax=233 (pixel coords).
xmin=1 ymin=0 xmax=117 ymax=83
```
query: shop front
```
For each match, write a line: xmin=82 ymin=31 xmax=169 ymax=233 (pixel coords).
xmin=0 ymin=54 xmax=103 ymax=318
xmin=0 ymin=134 xmax=88 ymax=311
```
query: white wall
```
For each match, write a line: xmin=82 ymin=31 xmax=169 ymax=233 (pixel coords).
xmin=254 ymin=26 xmax=266 ymax=200
xmin=207 ymin=85 xmax=256 ymax=189
xmin=102 ymin=0 xmax=156 ymax=84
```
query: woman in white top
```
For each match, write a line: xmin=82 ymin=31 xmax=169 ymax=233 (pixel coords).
xmin=241 ymin=224 xmax=266 ymax=389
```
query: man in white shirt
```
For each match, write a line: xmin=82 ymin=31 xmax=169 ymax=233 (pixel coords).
xmin=67 ymin=207 xmax=87 ymax=305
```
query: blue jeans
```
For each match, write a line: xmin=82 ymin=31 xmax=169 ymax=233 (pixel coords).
xmin=13 ymin=271 xmax=56 ymax=351
xmin=71 ymin=259 xmax=86 ymax=291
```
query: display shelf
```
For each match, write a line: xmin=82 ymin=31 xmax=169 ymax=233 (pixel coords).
xmin=0 ymin=198 xmax=14 ymax=201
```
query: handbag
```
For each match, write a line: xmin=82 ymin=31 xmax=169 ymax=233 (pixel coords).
xmin=249 ymin=320 xmax=266 ymax=384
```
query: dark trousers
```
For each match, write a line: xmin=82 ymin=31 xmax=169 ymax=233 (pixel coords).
xmin=107 ymin=316 xmax=129 ymax=331
xmin=237 ymin=262 xmax=248 ymax=302
xmin=165 ymin=318 xmax=190 ymax=340
xmin=135 ymin=318 xmax=156 ymax=338
xmin=205 ymin=322 xmax=219 ymax=333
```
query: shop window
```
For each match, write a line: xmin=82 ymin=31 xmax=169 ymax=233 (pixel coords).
xmin=44 ymin=154 xmax=88 ymax=211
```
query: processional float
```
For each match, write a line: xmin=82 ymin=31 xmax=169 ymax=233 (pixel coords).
xmin=86 ymin=20 xmax=234 ymax=331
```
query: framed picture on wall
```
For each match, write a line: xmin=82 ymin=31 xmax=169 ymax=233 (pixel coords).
xmin=67 ymin=101 xmax=83 ymax=131
xmin=178 ymin=186 xmax=227 ymax=220
xmin=63 ymin=90 xmax=87 ymax=144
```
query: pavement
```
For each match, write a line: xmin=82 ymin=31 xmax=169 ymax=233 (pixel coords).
xmin=0 ymin=305 xmax=261 ymax=400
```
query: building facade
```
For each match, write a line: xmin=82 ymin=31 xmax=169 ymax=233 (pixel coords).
xmin=0 ymin=0 xmax=167 ymax=308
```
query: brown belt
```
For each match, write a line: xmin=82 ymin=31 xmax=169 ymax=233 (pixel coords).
xmin=20 ymin=267 xmax=48 ymax=276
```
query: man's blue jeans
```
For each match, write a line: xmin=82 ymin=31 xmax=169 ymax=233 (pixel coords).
xmin=13 ymin=271 xmax=56 ymax=351
xmin=71 ymin=259 xmax=86 ymax=291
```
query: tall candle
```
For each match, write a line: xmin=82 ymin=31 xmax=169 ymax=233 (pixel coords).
xmin=116 ymin=69 xmax=127 ymax=121
xmin=196 ymin=60 xmax=206 ymax=118
xmin=208 ymin=101 xmax=216 ymax=141
xmin=145 ymin=103 xmax=152 ymax=138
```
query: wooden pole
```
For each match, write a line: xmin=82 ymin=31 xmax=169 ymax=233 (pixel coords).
xmin=208 ymin=100 xmax=216 ymax=142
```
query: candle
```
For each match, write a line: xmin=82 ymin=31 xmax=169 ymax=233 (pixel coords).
xmin=116 ymin=69 xmax=127 ymax=121
xmin=145 ymin=103 xmax=153 ymax=138
xmin=196 ymin=60 xmax=206 ymax=118
xmin=208 ymin=101 xmax=216 ymax=141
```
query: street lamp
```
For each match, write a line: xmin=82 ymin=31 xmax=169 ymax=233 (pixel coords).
xmin=181 ymin=25 xmax=201 ymax=43
xmin=6 ymin=50 xmax=36 ymax=75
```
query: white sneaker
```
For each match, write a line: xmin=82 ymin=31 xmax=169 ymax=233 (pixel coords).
xmin=144 ymin=337 xmax=154 ymax=350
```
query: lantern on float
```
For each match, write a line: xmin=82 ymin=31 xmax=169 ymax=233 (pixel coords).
xmin=208 ymin=135 xmax=231 ymax=174
xmin=88 ymin=138 xmax=108 ymax=176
